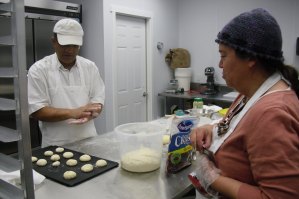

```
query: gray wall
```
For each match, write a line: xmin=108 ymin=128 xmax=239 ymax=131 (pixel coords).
xmin=62 ymin=0 xmax=299 ymax=133
xmin=178 ymin=0 xmax=299 ymax=85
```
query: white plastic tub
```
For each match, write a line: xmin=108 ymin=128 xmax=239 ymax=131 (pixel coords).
xmin=175 ymin=68 xmax=192 ymax=91
xmin=115 ymin=122 xmax=165 ymax=172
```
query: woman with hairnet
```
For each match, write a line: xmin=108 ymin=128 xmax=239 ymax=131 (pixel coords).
xmin=190 ymin=8 xmax=299 ymax=199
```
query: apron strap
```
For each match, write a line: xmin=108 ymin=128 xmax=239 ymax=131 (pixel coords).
xmin=210 ymin=72 xmax=282 ymax=153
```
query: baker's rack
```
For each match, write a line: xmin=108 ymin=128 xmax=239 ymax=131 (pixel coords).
xmin=0 ymin=0 xmax=35 ymax=198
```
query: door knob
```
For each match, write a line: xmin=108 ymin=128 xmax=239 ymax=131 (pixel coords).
xmin=142 ymin=92 xmax=148 ymax=97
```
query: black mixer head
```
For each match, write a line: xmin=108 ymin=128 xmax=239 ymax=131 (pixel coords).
xmin=205 ymin=67 xmax=215 ymax=76
xmin=203 ymin=67 xmax=217 ymax=95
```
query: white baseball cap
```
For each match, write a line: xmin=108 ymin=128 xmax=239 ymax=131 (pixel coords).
xmin=53 ymin=18 xmax=84 ymax=46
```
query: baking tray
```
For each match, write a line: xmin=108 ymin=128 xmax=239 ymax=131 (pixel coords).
xmin=32 ymin=145 xmax=119 ymax=187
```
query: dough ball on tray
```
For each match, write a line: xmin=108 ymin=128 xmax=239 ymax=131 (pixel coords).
xmin=81 ymin=164 xmax=93 ymax=172
xmin=50 ymin=154 xmax=60 ymax=161
xmin=66 ymin=159 xmax=78 ymax=166
xmin=63 ymin=171 xmax=77 ymax=180
xmin=79 ymin=154 xmax=91 ymax=162
xmin=44 ymin=150 xmax=53 ymax=156
xmin=52 ymin=161 xmax=60 ymax=167
xmin=55 ymin=147 xmax=64 ymax=153
xmin=36 ymin=159 xmax=47 ymax=166
xmin=63 ymin=152 xmax=74 ymax=159
xmin=32 ymin=156 xmax=38 ymax=162
xmin=95 ymin=159 xmax=107 ymax=167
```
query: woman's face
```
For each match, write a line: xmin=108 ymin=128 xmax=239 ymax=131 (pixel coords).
xmin=218 ymin=44 xmax=251 ymax=89
xmin=52 ymin=37 xmax=80 ymax=69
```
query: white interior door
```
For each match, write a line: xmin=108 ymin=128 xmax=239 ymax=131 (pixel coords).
xmin=114 ymin=14 xmax=147 ymax=126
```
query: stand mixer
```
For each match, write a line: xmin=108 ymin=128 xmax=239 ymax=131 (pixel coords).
xmin=202 ymin=67 xmax=217 ymax=95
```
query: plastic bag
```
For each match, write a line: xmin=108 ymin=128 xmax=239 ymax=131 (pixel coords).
xmin=166 ymin=116 xmax=199 ymax=174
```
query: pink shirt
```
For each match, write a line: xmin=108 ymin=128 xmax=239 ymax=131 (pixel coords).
xmin=216 ymin=90 xmax=299 ymax=199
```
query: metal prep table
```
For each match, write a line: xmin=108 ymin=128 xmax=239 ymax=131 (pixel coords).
xmin=34 ymin=124 xmax=203 ymax=199
xmin=158 ymin=89 xmax=235 ymax=115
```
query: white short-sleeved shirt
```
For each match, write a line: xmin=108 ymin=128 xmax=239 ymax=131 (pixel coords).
xmin=28 ymin=53 xmax=105 ymax=115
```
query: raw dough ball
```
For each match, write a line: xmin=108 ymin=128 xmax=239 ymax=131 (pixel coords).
xmin=121 ymin=148 xmax=161 ymax=172
xmin=81 ymin=164 xmax=93 ymax=172
xmin=63 ymin=171 xmax=77 ymax=180
xmin=66 ymin=159 xmax=78 ymax=166
xmin=63 ymin=152 xmax=74 ymax=159
xmin=44 ymin=150 xmax=53 ymax=156
xmin=32 ymin=156 xmax=38 ymax=162
xmin=95 ymin=159 xmax=107 ymax=167
xmin=55 ymin=147 xmax=64 ymax=153
xmin=50 ymin=154 xmax=60 ymax=161
xmin=162 ymin=135 xmax=170 ymax=145
xmin=52 ymin=161 xmax=60 ymax=167
xmin=36 ymin=159 xmax=47 ymax=166
xmin=79 ymin=154 xmax=91 ymax=162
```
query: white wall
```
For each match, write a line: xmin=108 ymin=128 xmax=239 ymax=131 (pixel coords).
xmin=178 ymin=0 xmax=299 ymax=85
xmin=102 ymin=0 xmax=180 ymax=131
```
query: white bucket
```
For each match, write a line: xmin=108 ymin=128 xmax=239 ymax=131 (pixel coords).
xmin=175 ymin=68 xmax=192 ymax=91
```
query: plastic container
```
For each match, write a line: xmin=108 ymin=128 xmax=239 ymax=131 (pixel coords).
xmin=193 ymin=98 xmax=203 ymax=109
xmin=191 ymin=98 xmax=204 ymax=117
xmin=168 ymin=79 xmax=178 ymax=90
xmin=115 ymin=122 xmax=165 ymax=172
xmin=175 ymin=68 xmax=192 ymax=91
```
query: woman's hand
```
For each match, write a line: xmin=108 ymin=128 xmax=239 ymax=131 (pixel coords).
xmin=190 ymin=124 xmax=214 ymax=151
xmin=189 ymin=153 xmax=221 ymax=197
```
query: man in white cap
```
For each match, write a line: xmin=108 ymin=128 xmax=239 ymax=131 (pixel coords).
xmin=28 ymin=18 xmax=105 ymax=147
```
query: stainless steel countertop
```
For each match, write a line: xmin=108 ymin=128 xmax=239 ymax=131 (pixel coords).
xmin=34 ymin=129 xmax=202 ymax=199
xmin=158 ymin=91 xmax=235 ymax=103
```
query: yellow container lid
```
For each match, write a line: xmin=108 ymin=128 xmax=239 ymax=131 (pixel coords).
xmin=218 ymin=108 xmax=229 ymax=116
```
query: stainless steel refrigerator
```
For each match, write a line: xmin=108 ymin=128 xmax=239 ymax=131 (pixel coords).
xmin=0 ymin=0 xmax=81 ymax=154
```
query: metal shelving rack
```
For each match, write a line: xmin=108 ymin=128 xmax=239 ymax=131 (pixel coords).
xmin=0 ymin=0 xmax=35 ymax=198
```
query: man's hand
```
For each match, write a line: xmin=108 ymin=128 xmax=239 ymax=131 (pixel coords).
xmin=31 ymin=103 xmax=103 ymax=123
xmin=68 ymin=103 xmax=103 ymax=124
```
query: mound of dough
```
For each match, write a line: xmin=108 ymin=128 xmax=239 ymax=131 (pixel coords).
xmin=31 ymin=156 xmax=38 ymax=162
xmin=63 ymin=152 xmax=74 ymax=159
xmin=81 ymin=164 xmax=93 ymax=172
xmin=66 ymin=159 xmax=78 ymax=166
xmin=36 ymin=159 xmax=47 ymax=166
xmin=63 ymin=171 xmax=77 ymax=180
xmin=162 ymin=135 xmax=170 ymax=145
xmin=121 ymin=148 xmax=161 ymax=172
xmin=79 ymin=154 xmax=91 ymax=162
xmin=50 ymin=154 xmax=60 ymax=161
xmin=95 ymin=159 xmax=107 ymax=167
xmin=55 ymin=147 xmax=64 ymax=153
xmin=52 ymin=161 xmax=60 ymax=167
xmin=44 ymin=150 xmax=53 ymax=156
